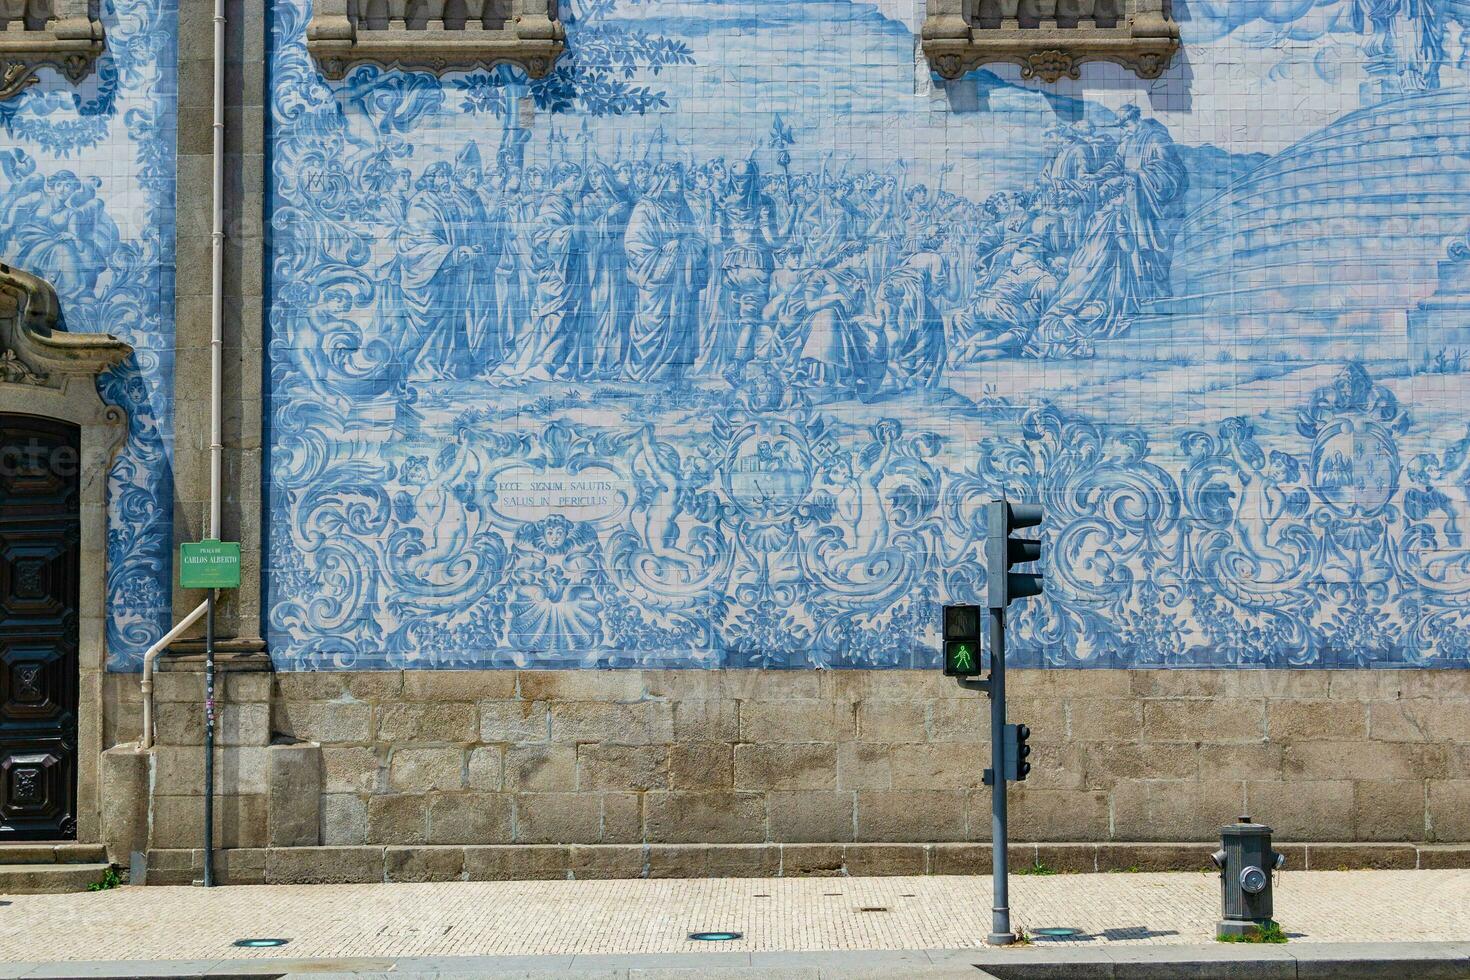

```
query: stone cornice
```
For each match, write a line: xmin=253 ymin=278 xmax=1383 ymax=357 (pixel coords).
xmin=922 ymin=2 xmax=1179 ymax=83
xmin=0 ymin=262 xmax=133 ymax=387
xmin=0 ymin=1 xmax=105 ymax=100
xmin=307 ymin=0 xmax=565 ymax=80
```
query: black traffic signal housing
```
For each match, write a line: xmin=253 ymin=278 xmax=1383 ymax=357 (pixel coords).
xmin=986 ymin=723 xmax=1033 ymax=785
xmin=987 ymin=499 xmax=1044 ymax=609
xmin=942 ymin=604 xmax=983 ymax=677
xmin=1005 ymin=723 xmax=1032 ymax=782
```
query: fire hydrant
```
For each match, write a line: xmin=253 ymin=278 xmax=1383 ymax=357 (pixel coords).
xmin=1211 ymin=815 xmax=1285 ymax=939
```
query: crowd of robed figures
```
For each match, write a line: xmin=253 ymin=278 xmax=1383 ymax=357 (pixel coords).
xmin=377 ymin=104 xmax=1186 ymax=401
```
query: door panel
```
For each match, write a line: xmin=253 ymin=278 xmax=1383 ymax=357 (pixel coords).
xmin=0 ymin=415 xmax=80 ymax=841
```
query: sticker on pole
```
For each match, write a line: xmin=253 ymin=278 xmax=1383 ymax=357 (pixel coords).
xmin=180 ymin=539 xmax=241 ymax=589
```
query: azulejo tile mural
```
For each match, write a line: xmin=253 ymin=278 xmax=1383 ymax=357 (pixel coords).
xmin=259 ymin=0 xmax=1470 ymax=669
xmin=0 ymin=2 xmax=1459 ymax=673
xmin=0 ymin=0 xmax=178 ymax=670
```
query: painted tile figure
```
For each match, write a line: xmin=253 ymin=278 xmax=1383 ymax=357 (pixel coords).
xmin=585 ymin=162 xmax=636 ymax=379
xmin=624 ymin=164 xmax=709 ymax=384
xmin=391 ymin=161 xmax=480 ymax=381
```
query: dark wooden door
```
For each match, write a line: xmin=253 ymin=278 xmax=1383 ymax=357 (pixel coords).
xmin=0 ymin=415 xmax=80 ymax=841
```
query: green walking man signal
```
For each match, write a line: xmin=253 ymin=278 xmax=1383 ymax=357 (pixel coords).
xmin=942 ymin=604 xmax=983 ymax=677
xmin=947 ymin=641 xmax=977 ymax=675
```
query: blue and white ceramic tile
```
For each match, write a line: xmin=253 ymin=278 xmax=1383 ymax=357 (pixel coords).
xmin=0 ymin=0 xmax=178 ymax=670
xmin=262 ymin=0 xmax=1470 ymax=670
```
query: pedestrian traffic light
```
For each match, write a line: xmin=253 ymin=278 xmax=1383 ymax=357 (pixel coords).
xmin=987 ymin=499 xmax=1044 ymax=609
xmin=1004 ymin=723 xmax=1032 ymax=782
xmin=942 ymin=603 xmax=982 ymax=676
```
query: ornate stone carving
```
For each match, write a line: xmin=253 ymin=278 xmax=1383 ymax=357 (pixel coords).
xmin=0 ymin=1 xmax=105 ymax=101
xmin=0 ymin=348 xmax=47 ymax=386
xmin=307 ymin=0 xmax=565 ymax=81
xmin=0 ymin=262 xmax=127 ymax=849
xmin=922 ymin=1 xmax=1178 ymax=83
xmin=0 ymin=262 xmax=131 ymax=391
xmin=1024 ymin=49 xmax=1079 ymax=82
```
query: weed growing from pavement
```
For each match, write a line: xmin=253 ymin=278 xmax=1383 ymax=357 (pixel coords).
xmin=1218 ymin=921 xmax=1287 ymax=944
xmin=1015 ymin=860 xmax=1056 ymax=876
xmin=88 ymin=867 xmax=122 ymax=891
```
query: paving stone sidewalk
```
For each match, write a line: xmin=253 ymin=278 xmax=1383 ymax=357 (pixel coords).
xmin=0 ymin=870 xmax=1466 ymax=965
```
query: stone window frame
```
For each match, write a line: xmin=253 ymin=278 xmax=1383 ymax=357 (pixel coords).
xmin=0 ymin=261 xmax=132 ymax=844
xmin=307 ymin=1 xmax=565 ymax=81
xmin=0 ymin=0 xmax=105 ymax=100
xmin=922 ymin=1 xmax=1179 ymax=83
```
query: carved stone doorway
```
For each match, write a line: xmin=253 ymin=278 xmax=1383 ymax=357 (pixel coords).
xmin=0 ymin=262 xmax=130 ymax=842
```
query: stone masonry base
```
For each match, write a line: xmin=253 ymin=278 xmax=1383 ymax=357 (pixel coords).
xmin=98 ymin=666 xmax=1470 ymax=878
xmin=138 ymin=840 xmax=1470 ymax=886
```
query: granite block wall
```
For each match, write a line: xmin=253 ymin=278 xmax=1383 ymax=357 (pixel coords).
xmin=106 ymin=669 xmax=1468 ymax=856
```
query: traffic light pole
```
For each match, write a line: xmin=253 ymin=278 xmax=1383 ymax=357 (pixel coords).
xmin=203 ymin=588 xmax=215 ymax=888
xmin=947 ymin=497 xmax=1042 ymax=947
xmin=988 ymin=606 xmax=1014 ymax=945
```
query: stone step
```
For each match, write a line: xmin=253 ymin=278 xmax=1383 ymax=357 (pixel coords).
xmin=0 ymin=862 xmax=112 ymax=895
xmin=0 ymin=842 xmax=107 ymax=865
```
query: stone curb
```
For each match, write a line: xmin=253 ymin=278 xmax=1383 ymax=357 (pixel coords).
xmin=962 ymin=941 xmax=1470 ymax=979
xmin=4 ymin=944 xmax=1469 ymax=978
xmin=136 ymin=841 xmax=1470 ymax=885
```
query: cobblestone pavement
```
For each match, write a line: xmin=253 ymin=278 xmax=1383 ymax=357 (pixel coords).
xmin=1 ymin=870 xmax=1466 ymax=963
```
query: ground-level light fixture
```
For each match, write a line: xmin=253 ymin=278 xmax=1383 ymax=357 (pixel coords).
xmin=688 ymin=931 xmax=743 ymax=941
xmin=233 ymin=938 xmax=290 ymax=948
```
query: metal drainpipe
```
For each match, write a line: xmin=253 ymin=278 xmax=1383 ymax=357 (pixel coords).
xmin=138 ymin=604 xmax=207 ymax=750
xmin=200 ymin=0 xmax=227 ymax=889
xmin=138 ymin=0 xmax=226 ymax=751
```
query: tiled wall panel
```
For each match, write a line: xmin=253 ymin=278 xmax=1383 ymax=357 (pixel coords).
xmin=243 ymin=1 xmax=1470 ymax=670
xmin=0 ymin=0 xmax=178 ymax=670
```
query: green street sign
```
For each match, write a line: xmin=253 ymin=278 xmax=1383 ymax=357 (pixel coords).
xmin=180 ymin=539 xmax=241 ymax=590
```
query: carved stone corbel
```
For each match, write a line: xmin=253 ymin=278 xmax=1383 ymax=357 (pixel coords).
xmin=0 ymin=262 xmax=132 ymax=394
xmin=307 ymin=0 xmax=566 ymax=81
xmin=922 ymin=0 xmax=1179 ymax=83
xmin=0 ymin=0 xmax=105 ymax=101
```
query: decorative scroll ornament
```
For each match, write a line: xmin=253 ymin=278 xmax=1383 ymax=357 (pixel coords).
xmin=0 ymin=4 xmax=105 ymax=102
xmin=1449 ymin=229 xmax=1470 ymax=263
xmin=0 ymin=58 xmax=38 ymax=101
xmin=0 ymin=348 xmax=48 ymax=386
xmin=1024 ymin=50 xmax=1079 ymax=82
xmin=0 ymin=263 xmax=131 ymax=387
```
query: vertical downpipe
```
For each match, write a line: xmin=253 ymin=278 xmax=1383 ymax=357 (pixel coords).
xmin=202 ymin=0 xmax=227 ymax=888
